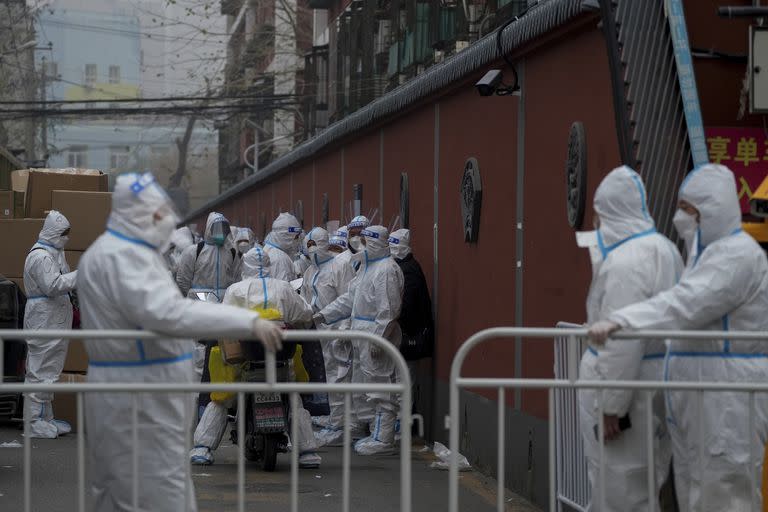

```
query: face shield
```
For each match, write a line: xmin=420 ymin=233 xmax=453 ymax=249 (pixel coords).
xmin=209 ymin=219 xmax=232 ymax=247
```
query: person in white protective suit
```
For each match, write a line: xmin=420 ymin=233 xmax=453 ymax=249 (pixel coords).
xmin=164 ymin=226 xmax=195 ymax=279
xmin=22 ymin=210 xmax=78 ymax=438
xmin=589 ymin=163 xmax=768 ymax=512
xmin=328 ymin=227 xmax=348 ymax=255
xmin=231 ymin=227 xmax=258 ymax=281
xmin=190 ymin=247 xmax=321 ymax=468
xmin=263 ymin=212 xmax=302 ymax=282
xmin=175 ymin=212 xmax=238 ymax=300
xmin=299 ymin=227 xmax=357 ymax=445
xmin=315 ymin=225 xmax=404 ymax=455
xmin=576 ymin=166 xmax=683 ymax=511
xmin=77 ymin=172 xmax=282 ymax=512
xmin=294 ymin=230 xmax=312 ymax=278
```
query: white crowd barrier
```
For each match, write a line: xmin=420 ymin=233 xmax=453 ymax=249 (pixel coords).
xmin=448 ymin=326 xmax=768 ymax=512
xmin=0 ymin=329 xmax=412 ymax=512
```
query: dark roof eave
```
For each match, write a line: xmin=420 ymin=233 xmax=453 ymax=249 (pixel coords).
xmin=185 ymin=0 xmax=593 ymax=222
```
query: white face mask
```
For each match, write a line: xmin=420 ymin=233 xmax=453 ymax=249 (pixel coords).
xmin=349 ymin=236 xmax=364 ymax=252
xmin=673 ymin=209 xmax=698 ymax=243
xmin=576 ymin=230 xmax=603 ymax=278
xmin=237 ymin=241 xmax=250 ymax=253
xmin=54 ymin=235 xmax=70 ymax=250
xmin=307 ymin=245 xmax=319 ymax=255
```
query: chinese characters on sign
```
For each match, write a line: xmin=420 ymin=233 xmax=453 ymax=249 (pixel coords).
xmin=705 ymin=127 xmax=768 ymax=213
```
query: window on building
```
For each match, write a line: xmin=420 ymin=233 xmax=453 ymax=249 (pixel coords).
xmin=109 ymin=65 xmax=121 ymax=84
xmin=85 ymin=64 xmax=97 ymax=85
xmin=109 ymin=146 xmax=130 ymax=169
xmin=67 ymin=146 xmax=88 ymax=168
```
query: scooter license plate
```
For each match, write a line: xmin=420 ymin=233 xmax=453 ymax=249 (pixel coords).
xmin=253 ymin=392 xmax=282 ymax=404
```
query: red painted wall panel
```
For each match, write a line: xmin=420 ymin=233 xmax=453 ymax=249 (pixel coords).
xmin=313 ymin=151 xmax=343 ymax=226
xmin=521 ymin=27 xmax=620 ymax=419
xmin=435 ymin=84 xmax=519 ymax=393
xmin=343 ymin=132 xmax=380 ymax=223
xmin=382 ymin=106 xmax=435 ymax=290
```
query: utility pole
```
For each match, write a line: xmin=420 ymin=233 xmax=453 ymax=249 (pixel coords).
xmin=40 ymin=55 xmax=47 ymax=160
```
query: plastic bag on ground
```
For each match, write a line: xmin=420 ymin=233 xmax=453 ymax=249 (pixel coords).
xmin=430 ymin=441 xmax=471 ymax=471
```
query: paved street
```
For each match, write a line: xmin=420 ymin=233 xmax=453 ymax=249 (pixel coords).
xmin=0 ymin=420 xmax=540 ymax=511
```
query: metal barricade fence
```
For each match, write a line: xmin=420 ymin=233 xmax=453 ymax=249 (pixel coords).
xmin=448 ymin=327 xmax=768 ymax=512
xmin=553 ymin=323 xmax=589 ymax=512
xmin=0 ymin=329 xmax=412 ymax=512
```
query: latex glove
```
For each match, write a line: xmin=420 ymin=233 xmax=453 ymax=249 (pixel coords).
xmin=251 ymin=318 xmax=283 ymax=352
xmin=588 ymin=321 xmax=621 ymax=346
xmin=312 ymin=313 xmax=325 ymax=327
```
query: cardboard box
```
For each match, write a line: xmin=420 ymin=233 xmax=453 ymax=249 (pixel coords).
xmin=25 ymin=170 xmax=108 ymax=219
xmin=13 ymin=191 xmax=24 ymax=218
xmin=65 ymin=251 xmax=83 ymax=270
xmin=0 ymin=190 xmax=12 ymax=218
xmin=56 ymin=372 xmax=87 ymax=433
xmin=0 ymin=219 xmax=45 ymax=277
xmin=51 ymin=190 xmax=111 ymax=251
xmin=11 ymin=169 xmax=28 ymax=193
xmin=64 ymin=339 xmax=89 ymax=373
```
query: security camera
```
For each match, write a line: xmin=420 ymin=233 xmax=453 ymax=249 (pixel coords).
xmin=475 ymin=69 xmax=503 ymax=97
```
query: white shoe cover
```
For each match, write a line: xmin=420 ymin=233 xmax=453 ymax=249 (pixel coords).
xmin=26 ymin=401 xmax=58 ymax=439
xmin=354 ymin=437 xmax=395 ymax=455
xmin=190 ymin=446 xmax=214 ymax=465
xmin=299 ymin=451 xmax=322 ymax=469
xmin=312 ymin=415 xmax=331 ymax=429
xmin=315 ymin=427 xmax=344 ymax=447
xmin=53 ymin=419 xmax=72 ymax=435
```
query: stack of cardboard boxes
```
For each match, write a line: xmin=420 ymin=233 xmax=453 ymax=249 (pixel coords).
xmin=0 ymin=168 xmax=112 ymax=431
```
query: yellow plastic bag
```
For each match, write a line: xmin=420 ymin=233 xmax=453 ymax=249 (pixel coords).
xmin=209 ymin=346 xmax=239 ymax=403
xmin=293 ymin=344 xmax=309 ymax=382
xmin=250 ymin=306 xmax=308 ymax=381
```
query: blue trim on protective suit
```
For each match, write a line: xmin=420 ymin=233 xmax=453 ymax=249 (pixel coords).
xmin=36 ymin=240 xmax=58 ymax=249
xmin=260 ymin=277 xmax=269 ymax=309
xmin=628 ymin=172 xmax=650 ymax=220
xmin=597 ymin=228 xmax=657 ymax=259
xmin=89 ymin=351 xmax=194 ymax=367
xmin=26 ymin=295 xmax=48 ymax=300
xmin=107 ymin=228 xmax=156 ymax=249
xmin=668 ymin=351 xmax=768 ymax=359
xmin=722 ymin=315 xmax=730 ymax=352
xmin=326 ymin=315 xmax=351 ymax=325
xmin=354 ymin=316 xmax=376 ymax=322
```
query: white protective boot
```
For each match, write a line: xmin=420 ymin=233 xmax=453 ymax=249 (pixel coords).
xmin=190 ymin=401 xmax=229 ymax=465
xmin=354 ymin=406 xmax=397 ymax=455
xmin=25 ymin=400 xmax=59 ymax=439
xmin=295 ymin=407 xmax=322 ymax=468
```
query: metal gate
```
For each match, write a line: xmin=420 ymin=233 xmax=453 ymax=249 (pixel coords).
xmin=0 ymin=329 xmax=412 ymax=512
xmin=448 ymin=326 xmax=767 ymax=512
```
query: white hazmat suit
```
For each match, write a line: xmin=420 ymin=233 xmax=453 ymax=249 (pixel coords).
xmin=605 ymin=164 xmax=768 ymax=511
xmin=77 ymin=172 xmax=281 ymax=512
xmin=23 ymin=210 xmax=78 ymax=438
xmin=176 ymin=212 xmax=238 ymax=300
xmin=300 ymin=228 xmax=356 ymax=445
xmin=319 ymin=225 xmax=404 ymax=455
xmin=577 ymin=166 xmax=682 ymax=511
xmin=164 ymin=226 xmax=194 ymax=279
xmin=191 ymin=247 xmax=320 ymax=467
xmin=264 ymin=213 xmax=301 ymax=282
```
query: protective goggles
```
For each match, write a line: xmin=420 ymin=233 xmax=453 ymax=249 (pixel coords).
xmin=361 ymin=229 xmax=380 ymax=239
xmin=388 ymin=236 xmax=400 ymax=245
xmin=287 ymin=226 xmax=302 ymax=234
